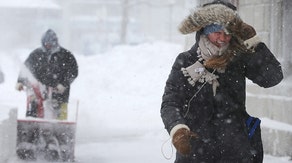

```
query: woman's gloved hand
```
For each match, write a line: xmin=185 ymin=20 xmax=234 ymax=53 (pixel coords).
xmin=227 ymin=19 xmax=260 ymax=49
xmin=172 ymin=128 xmax=199 ymax=156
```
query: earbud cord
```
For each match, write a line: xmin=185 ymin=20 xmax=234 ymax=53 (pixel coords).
xmin=183 ymin=69 xmax=216 ymax=118
xmin=161 ymin=137 xmax=173 ymax=160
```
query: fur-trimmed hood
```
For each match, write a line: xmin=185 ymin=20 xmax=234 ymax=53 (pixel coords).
xmin=179 ymin=4 xmax=239 ymax=34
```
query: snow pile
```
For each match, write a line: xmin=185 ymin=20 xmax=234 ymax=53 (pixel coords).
xmin=71 ymin=41 xmax=182 ymax=139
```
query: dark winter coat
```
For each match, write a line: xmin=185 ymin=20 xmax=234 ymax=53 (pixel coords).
xmin=19 ymin=47 xmax=78 ymax=103
xmin=161 ymin=39 xmax=283 ymax=162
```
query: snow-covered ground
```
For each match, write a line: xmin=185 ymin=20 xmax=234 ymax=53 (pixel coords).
xmin=0 ymin=41 xmax=291 ymax=162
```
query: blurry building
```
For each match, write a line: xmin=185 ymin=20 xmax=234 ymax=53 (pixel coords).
xmin=0 ymin=1 xmax=61 ymax=51
xmin=0 ymin=0 xmax=195 ymax=55
xmin=58 ymin=0 xmax=125 ymax=55
xmin=58 ymin=0 xmax=192 ymax=55
xmin=1 ymin=0 xmax=291 ymax=72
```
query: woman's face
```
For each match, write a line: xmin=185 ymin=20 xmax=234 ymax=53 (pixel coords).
xmin=207 ymin=30 xmax=231 ymax=48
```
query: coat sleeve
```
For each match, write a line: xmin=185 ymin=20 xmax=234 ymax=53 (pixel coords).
xmin=22 ymin=49 xmax=47 ymax=84
xmin=47 ymin=49 xmax=78 ymax=87
xmin=161 ymin=53 xmax=189 ymax=133
xmin=62 ymin=51 xmax=78 ymax=87
xmin=244 ymin=43 xmax=283 ymax=88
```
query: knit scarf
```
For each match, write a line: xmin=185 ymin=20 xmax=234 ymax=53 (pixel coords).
xmin=197 ymin=35 xmax=229 ymax=61
xmin=181 ymin=35 xmax=231 ymax=96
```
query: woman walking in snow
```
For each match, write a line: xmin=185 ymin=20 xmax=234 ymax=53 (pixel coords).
xmin=160 ymin=1 xmax=283 ymax=162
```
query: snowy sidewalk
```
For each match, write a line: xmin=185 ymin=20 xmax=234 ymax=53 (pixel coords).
xmin=74 ymin=132 xmax=292 ymax=163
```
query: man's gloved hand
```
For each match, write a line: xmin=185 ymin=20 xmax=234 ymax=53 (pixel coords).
xmin=172 ymin=128 xmax=198 ymax=156
xmin=15 ymin=83 xmax=24 ymax=91
xmin=56 ymin=84 xmax=66 ymax=94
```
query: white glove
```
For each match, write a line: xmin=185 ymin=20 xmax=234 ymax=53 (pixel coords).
xmin=15 ymin=83 xmax=24 ymax=91
xmin=56 ymin=84 xmax=66 ymax=94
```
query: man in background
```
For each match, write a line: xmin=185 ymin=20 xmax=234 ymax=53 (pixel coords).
xmin=16 ymin=29 xmax=78 ymax=120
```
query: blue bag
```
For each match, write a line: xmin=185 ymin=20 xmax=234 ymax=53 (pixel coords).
xmin=245 ymin=116 xmax=261 ymax=139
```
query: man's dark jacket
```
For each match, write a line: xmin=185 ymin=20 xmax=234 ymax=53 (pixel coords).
xmin=19 ymin=47 xmax=78 ymax=103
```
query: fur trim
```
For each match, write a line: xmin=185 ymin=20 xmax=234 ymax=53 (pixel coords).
xmin=179 ymin=4 xmax=238 ymax=34
xmin=170 ymin=124 xmax=190 ymax=139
